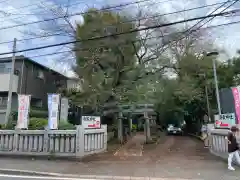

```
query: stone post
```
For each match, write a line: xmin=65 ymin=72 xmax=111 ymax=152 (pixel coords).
xmin=118 ymin=112 xmax=123 ymax=143
xmin=75 ymin=125 xmax=85 ymax=157
xmin=144 ymin=111 xmax=152 ymax=143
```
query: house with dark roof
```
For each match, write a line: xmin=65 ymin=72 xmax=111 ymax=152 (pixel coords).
xmin=0 ymin=55 xmax=69 ymax=124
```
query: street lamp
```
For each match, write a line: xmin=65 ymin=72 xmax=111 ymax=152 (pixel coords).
xmin=206 ymin=51 xmax=221 ymax=116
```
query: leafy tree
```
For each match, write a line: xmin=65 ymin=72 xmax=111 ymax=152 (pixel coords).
xmin=153 ymin=32 xmax=218 ymax=129
xmin=66 ymin=8 xmax=170 ymax=110
xmin=66 ymin=8 xmax=140 ymax=109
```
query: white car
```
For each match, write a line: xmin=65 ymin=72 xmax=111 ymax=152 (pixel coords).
xmin=167 ymin=124 xmax=183 ymax=135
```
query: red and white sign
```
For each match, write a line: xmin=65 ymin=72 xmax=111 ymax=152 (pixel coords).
xmin=82 ymin=116 xmax=101 ymax=129
xmin=17 ymin=95 xmax=31 ymax=129
xmin=214 ymin=113 xmax=236 ymax=129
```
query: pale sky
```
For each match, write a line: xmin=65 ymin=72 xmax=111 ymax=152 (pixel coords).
xmin=0 ymin=0 xmax=239 ymax=77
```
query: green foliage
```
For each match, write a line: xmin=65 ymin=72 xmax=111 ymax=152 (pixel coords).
xmin=9 ymin=109 xmax=48 ymax=122
xmin=29 ymin=110 xmax=48 ymax=119
xmin=28 ymin=118 xmax=48 ymax=130
xmin=66 ymin=8 xmax=153 ymax=109
xmin=58 ymin=121 xmax=76 ymax=130
xmin=5 ymin=111 xmax=18 ymax=129
xmin=155 ymin=50 xmax=240 ymax=131
xmin=5 ymin=110 xmax=74 ymax=130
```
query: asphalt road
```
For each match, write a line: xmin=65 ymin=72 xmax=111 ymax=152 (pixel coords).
xmin=0 ymin=135 xmax=240 ymax=180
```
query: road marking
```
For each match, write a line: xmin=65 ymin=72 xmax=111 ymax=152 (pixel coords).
xmin=0 ymin=174 xmax=203 ymax=180
xmin=0 ymin=174 xmax=87 ymax=179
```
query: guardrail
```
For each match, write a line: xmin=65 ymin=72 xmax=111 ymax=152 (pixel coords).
xmin=0 ymin=125 xmax=108 ymax=158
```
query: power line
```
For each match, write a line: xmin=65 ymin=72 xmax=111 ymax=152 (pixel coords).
xmin=20 ymin=19 xmax=240 ymax=60
xmin=0 ymin=0 xmax=171 ymax=24
xmin=1 ymin=9 xmax=239 ymax=56
xmin=16 ymin=1 xmax=162 ymax=18
xmin=0 ymin=0 xmax=233 ymax=45
xmin=156 ymin=0 xmax=239 ymax=55
xmin=0 ymin=0 xmax=97 ymax=16
xmin=186 ymin=0 xmax=238 ymax=32
xmin=0 ymin=0 xmax=174 ymax=18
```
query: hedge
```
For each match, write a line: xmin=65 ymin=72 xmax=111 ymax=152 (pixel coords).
xmin=3 ymin=117 xmax=75 ymax=130
xmin=10 ymin=109 xmax=48 ymax=120
xmin=5 ymin=109 xmax=74 ymax=130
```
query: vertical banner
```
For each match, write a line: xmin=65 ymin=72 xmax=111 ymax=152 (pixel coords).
xmin=48 ymin=94 xmax=60 ymax=129
xmin=232 ymin=87 xmax=240 ymax=124
xmin=17 ymin=94 xmax=31 ymax=129
xmin=60 ymin=97 xmax=69 ymax=122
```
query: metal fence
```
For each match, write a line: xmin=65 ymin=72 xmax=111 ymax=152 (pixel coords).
xmin=0 ymin=125 xmax=108 ymax=158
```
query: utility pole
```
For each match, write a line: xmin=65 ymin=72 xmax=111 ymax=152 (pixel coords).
xmin=212 ymin=58 xmax=221 ymax=115
xmin=5 ymin=38 xmax=17 ymax=124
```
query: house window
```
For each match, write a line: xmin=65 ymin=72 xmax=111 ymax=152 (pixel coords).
xmin=33 ymin=65 xmax=45 ymax=80
xmin=14 ymin=69 xmax=19 ymax=75
xmin=31 ymin=98 xmax=43 ymax=108
xmin=0 ymin=64 xmax=5 ymax=73
xmin=37 ymin=70 xmax=44 ymax=79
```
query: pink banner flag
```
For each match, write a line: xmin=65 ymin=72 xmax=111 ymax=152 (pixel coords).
xmin=232 ymin=87 xmax=240 ymax=124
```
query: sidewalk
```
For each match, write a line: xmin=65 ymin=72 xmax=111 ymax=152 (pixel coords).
xmin=114 ymin=133 xmax=145 ymax=157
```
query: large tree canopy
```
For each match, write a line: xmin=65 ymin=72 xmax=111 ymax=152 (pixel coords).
xmin=67 ymin=8 xmax=148 ymax=109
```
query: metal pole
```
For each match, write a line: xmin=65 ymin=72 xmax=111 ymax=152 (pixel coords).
xmin=4 ymin=38 xmax=17 ymax=124
xmin=212 ymin=58 xmax=221 ymax=115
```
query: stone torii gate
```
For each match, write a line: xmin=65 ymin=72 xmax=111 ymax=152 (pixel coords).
xmin=103 ymin=103 xmax=156 ymax=143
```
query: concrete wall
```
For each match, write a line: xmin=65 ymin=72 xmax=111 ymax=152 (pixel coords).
xmin=209 ymin=129 xmax=240 ymax=162
xmin=0 ymin=74 xmax=18 ymax=92
xmin=0 ymin=94 xmax=18 ymax=124
xmin=0 ymin=125 xmax=107 ymax=158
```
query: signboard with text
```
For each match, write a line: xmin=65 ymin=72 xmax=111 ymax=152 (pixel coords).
xmin=48 ymin=94 xmax=60 ymax=129
xmin=82 ymin=116 xmax=101 ymax=129
xmin=17 ymin=95 xmax=31 ymax=129
xmin=214 ymin=113 xmax=236 ymax=128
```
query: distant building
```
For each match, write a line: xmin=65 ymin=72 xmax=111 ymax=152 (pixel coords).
xmin=0 ymin=56 xmax=69 ymax=123
xmin=67 ymin=77 xmax=82 ymax=91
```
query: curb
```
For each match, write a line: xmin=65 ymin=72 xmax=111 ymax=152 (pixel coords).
xmin=0 ymin=168 xmax=194 ymax=180
xmin=0 ymin=168 xmax=65 ymax=177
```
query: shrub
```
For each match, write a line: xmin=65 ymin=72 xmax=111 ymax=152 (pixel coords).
xmin=3 ymin=111 xmax=18 ymax=129
xmin=9 ymin=109 xmax=48 ymax=121
xmin=29 ymin=110 xmax=48 ymax=119
xmin=28 ymin=118 xmax=48 ymax=130
xmin=58 ymin=121 xmax=76 ymax=130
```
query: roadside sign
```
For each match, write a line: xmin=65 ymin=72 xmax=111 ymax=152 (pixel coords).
xmin=82 ymin=116 xmax=101 ymax=129
xmin=214 ymin=113 xmax=235 ymax=128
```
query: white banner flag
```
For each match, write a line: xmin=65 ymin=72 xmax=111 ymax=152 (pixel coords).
xmin=48 ymin=94 xmax=60 ymax=129
xmin=17 ymin=95 xmax=31 ymax=129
